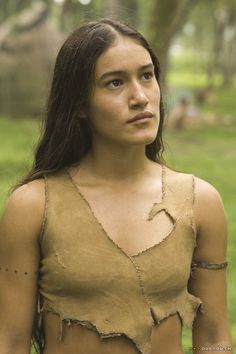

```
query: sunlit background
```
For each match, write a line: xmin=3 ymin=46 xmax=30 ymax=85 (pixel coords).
xmin=0 ymin=1 xmax=235 ymax=353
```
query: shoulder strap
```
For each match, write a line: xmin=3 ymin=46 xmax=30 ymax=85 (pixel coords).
xmin=148 ymin=169 xmax=195 ymax=224
xmin=165 ymin=171 xmax=195 ymax=207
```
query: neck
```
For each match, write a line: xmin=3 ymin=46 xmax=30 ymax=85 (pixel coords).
xmin=81 ymin=141 xmax=153 ymax=182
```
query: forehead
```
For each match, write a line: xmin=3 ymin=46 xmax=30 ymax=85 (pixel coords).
xmin=94 ymin=36 xmax=152 ymax=76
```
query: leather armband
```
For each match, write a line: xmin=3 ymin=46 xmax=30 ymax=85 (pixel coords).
xmin=191 ymin=261 xmax=228 ymax=270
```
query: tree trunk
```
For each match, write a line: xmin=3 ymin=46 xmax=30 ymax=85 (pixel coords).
xmin=104 ymin=0 xmax=139 ymax=26
xmin=220 ymin=3 xmax=236 ymax=87
xmin=207 ymin=1 xmax=236 ymax=88
xmin=147 ymin=0 xmax=196 ymax=87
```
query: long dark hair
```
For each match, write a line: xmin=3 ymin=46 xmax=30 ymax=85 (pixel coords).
xmin=26 ymin=18 xmax=166 ymax=353
xmin=19 ymin=18 xmax=165 ymax=188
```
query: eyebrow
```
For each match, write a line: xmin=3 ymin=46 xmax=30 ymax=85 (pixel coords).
xmin=99 ymin=63 xmax=154 ymax=81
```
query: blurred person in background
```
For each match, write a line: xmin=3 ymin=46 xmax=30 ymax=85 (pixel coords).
xmin=0 ymin=19 xmax=232 ymax=354
xmin=168 ymin=98 xmax=189 ymax=130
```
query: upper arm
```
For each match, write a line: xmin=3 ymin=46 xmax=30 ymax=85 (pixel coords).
xmin=193 ymin=177 xmax=228 ymax=263
xmin=189 ymin=177 xmax=232 ymax=345
xmin=0 ymin=179 xmax=45 ymax=352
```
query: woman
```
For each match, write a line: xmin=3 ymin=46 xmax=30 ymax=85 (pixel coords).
xmin=0 ymin=19 xmax=232 ymax=354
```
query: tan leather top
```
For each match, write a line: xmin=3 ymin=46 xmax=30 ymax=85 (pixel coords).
xmin=38 ymin=167 xmax=203 ymax=354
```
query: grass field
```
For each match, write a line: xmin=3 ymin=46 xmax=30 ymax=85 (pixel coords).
xmin=0 ymin=117 xmax=235 ymax=353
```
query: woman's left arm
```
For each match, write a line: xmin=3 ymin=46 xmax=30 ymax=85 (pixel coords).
xmin=188 ymin=177 xmax=233 ymax=354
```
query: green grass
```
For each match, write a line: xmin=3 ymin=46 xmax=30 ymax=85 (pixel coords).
xmin=0 ymin=117 xmax=40 ymax=209
xmin=0 ymin=118 xmax=235 ymax=352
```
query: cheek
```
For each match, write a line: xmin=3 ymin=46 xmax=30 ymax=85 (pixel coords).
xmin=88 ymin=98 xmax=120 ymax=134
xmin=153 ymin=83 xmax=161 ymax=102
xmin=90 ymin=95 xmax=124 ymax=124
xmin=93 ymin=107 xmax=114 ymax=127
xmin=88 ymin=97 xmax=107 ymax=122
xmin=151 ymin=84 xmax=161 ymax=123
xmin=90 ymin=92 xmax=114 ymax=113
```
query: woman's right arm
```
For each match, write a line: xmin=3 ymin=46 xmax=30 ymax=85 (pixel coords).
xmin=0 ymin=179 xmax=45 ymax=354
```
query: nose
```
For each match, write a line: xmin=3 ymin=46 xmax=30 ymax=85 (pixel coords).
xmin=129 ymin=81 xmax=149 ymax=109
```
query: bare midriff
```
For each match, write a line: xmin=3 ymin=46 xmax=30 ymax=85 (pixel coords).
xmin=43 ymin=311 xmax=184 ymax=354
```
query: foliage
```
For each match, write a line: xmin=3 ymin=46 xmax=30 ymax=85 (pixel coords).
xmin=0 ymin=117 xmax=39 ymax=206
xmin=175 ymin=0 xmax=236 ymax=87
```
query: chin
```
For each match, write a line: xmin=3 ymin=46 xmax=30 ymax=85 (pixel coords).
xmin=136 ymin=132 xmax=157 ymax=145
xmin=128 ymin=136 xmax=156 ymax=148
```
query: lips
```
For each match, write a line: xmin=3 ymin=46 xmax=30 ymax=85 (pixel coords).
xmin=127 ymin=111 xmax=154 ymax=123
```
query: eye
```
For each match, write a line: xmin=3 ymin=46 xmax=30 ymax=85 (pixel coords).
xmin=106 ymin=79 xmax=123 ymax=89
xmin=141 ymin=71 xmax=154 ymax=80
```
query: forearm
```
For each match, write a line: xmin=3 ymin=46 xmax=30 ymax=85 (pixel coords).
xmin=192 ymin=310 xmax=233 ymax=354
xmin=0 ymin=352 xmax=30 ymax=354
xmin=0 ymin=348 xmax=30 ymax=354
xmin=0 ymin=336 xmax=31 ymax=354
xmin=0 ymin=350 xmax=30 ymax=354
xmin=0 ymin=347 xmax=31 ymax=354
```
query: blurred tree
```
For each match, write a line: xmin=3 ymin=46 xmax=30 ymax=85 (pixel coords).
xmin=147 ymin=0 xmax=196 ymax=86
xmin=214 ymin=0 xmax=236 ymax=87
xmin=0 ymin=0 xmax=33 ymax=22
xmin=41 ymin=0 xmax=54 ymax=15
xmin=58 ymin=0 xmax=102 ymax=32
xmin=0 ymin=2 xmax=63 ymax=118
xmin=179 ymin=0 xmax=236 ymax=88
xmin=105 ymin=0 xmax=120 ymax=15
xmin=57 ymin=0 xmax=139 ymax=31
xmin=104 ymin=0 xmax=139 ymax=26
xmin=59 ymin=0 xmax=80 ymax=31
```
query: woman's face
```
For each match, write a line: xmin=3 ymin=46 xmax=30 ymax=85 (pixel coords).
xmin=87 ymin=35 xmax=160 ymax=149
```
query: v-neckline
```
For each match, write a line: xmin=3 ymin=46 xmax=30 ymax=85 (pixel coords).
xmin=65 ymin=164 xmax=166 ymax=259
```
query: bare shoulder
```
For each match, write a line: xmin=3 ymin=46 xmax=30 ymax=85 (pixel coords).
xmin=194 ymin=176 xmax=223 ymax=203
xmin=0 ymin=178 xmax=46 ymax=243
xmin=193 ymin=176 xmax=226 ymax=223
xmin=5 ymin=178 xmax=45 ymax=218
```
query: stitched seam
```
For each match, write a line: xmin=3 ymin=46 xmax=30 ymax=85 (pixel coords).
xmin=139 ymin=209 xmax=177 ymax=257
xmin=129 ymin=257 xmax=153 ymax=314
xmin=129 ymin=258 xmax=157 ymax=335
